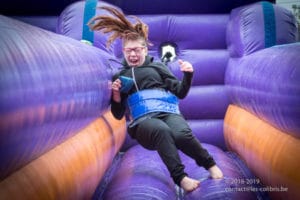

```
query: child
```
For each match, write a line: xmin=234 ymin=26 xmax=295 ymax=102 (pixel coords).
xmin=89 ymin=6 xmax=223 ymax=192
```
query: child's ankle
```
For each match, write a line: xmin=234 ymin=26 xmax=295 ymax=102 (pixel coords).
xmin=208 ymin=165 xmax=223 ymax=179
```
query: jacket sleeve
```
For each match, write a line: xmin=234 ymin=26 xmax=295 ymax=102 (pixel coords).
xmin=154 ymin=63 xmax=193 ymax=99
xmin=110 ymin=73 xmax=127 ymax=120
xmin=110 ymin=97 xmax=127 ymax=120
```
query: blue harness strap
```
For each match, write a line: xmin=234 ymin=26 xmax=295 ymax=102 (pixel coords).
xmin=81 ymin=0 xmax=98 ymax=45
xmin=261 ymin=1 xmax=276 ymax=48
xmin=127 ymin=89 xmax=180 ymax=120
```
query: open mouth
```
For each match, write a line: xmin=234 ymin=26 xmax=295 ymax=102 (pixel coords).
xmin=129 ymin=58 xmax=139 ymax=66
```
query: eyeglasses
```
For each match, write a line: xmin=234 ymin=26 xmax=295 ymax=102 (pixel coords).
xmin=123 ymin=46 xmax=145 ymax=55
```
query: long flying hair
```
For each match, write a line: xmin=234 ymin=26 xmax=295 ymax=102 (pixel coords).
xmin=88 ymin=6 xmax=150 ymax=47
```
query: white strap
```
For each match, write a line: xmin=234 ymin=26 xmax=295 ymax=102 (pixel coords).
xmin=131 ymin=67 xmax=139 ymax=91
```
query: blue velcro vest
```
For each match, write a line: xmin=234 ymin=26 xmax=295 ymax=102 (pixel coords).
xmin=127 ymin=89 xmax=180 ymax=120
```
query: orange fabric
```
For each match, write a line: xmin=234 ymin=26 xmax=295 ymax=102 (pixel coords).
xmin=0 ymin=111 xmax=126 ymax=200
xmin=224 ymin=105 xmax=300 ymax=200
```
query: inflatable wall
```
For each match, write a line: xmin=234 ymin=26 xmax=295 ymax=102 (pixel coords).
xmin=1 ymin=0 xmax=299 ymax=199
xmin=0 ymin=14 xmax=126 ymax=199
xmin=225 ymin=4 xmax=300 ymax=199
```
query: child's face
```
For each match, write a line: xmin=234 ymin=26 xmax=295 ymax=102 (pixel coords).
xmin=123 ymin=39 xmax=147 ymax=67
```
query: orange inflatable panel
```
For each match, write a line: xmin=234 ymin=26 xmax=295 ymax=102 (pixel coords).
xmin=0 ymin=111 xmax=126 ymax=200
xmin=224 ymin=105 xmax=300 ymax=200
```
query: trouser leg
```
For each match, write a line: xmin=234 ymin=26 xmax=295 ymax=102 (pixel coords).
xmin=128 ymin=117 xmax=187 ymax=185
xmin=163 ymin=114 xmax=216 ymax=170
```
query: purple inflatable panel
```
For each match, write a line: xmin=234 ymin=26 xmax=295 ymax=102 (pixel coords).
xmin=226 ymin=43 xmax=300 ymax=137
xmin=57 ymin=1 xmax=122 ymax=55
xmin=12 ymin=16 xmax=58 ymax=32
xmin=0 ymin=16 xmax=111 ymax=179
xmin=102 ymin=145 xmax=177 ymax=200
xmin=189 ymin=119 xmax=226 ymax=150
xmin=101 ymin=144 xmax=262 ymax=199
xmin=227 ymin=2 xmax=297 ymax=57
xmin=183 ymin=144 xmax=259 ymax=200
xmin=179 ymin=86 xmax=230 ymax=120
xmin=57 ymin=2 xmax=229 ymax=57
xmin=167 ymin=50 xmax=228 ymax=85
xmin=141 ymin=15 xmax=228 ymax=50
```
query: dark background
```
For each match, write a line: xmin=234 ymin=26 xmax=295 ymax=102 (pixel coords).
xmin=1 ymin=0 xmax=276 ymax=16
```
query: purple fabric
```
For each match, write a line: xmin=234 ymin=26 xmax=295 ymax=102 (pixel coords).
xmin=179 ymin=86 xmax=230 ymax=120
xmin=141 ymin=15 xmax=229 ymax=50
xmin=102 ymin=145 xmax=177 ymax=200
xmin=274 ymin=5 xmax=298 ymax=44
xmin=57 ymin=2 xmax=229 ymax=54
xmin=226 ymin=2 xmax=297 ymax=57
xmin=167 ymin=50 xmax=229 ymax=85
xmin=225 ymin=43 xmax=300 ymax=137
xmin=101 ymin=144 xmax=262 ymax=199
xmin=12 ymin=16 xmax=58 ymax=32
xmin=183 ymin=144 xmax=260 ymax=200
xmin=0 ymin=15 xmax=112 ymax=179
xmin=189 ymin=120 xmax=226 ymax=151
xmin=57 ymin=1 xmax=122 ymax=55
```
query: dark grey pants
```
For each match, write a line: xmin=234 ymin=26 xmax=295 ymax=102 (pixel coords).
xmin=128 ymin=112 xmax=216 ymax=185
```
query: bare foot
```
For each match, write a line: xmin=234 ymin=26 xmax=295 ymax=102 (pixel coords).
xmin=208 ymin=165 xmax=223 ymax=179
xmin=180 ymin=176 xmax=200 ymax=192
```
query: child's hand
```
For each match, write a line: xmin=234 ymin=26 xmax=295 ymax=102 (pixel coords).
xmin=179 ymin=59 xmax=193 ymax=73
xmin=112 ymin=79 xmax=122 ymax=91
xmin=111 ymin=79 xmax=122 ymax=102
